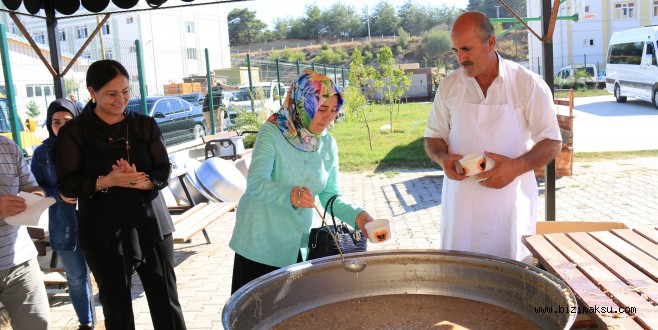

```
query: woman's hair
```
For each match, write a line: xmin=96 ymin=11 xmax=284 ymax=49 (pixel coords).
xmin=86 ymin=59 xmax=129 ymax=91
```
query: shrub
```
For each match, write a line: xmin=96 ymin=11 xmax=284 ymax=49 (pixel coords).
xmin=423 ymin=29 xmax=451 ymax=57
xmin=396 ymin=27 xmax=411 ymax=49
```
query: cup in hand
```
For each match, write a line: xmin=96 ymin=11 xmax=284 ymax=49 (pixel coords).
xmin=457 ymin=153 xmax=495 ymax=177
xmin=365 ymin=219 xmax=391 ymax=243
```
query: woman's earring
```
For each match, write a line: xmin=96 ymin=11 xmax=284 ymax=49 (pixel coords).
xmin=91 ymin=98 xmax=95 ymax=103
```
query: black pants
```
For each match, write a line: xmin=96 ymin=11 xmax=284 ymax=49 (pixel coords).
xmin=84 ymin=234 xmax=186 ymax=330
xmin=231 ymin=252 xmax=302 ymax=294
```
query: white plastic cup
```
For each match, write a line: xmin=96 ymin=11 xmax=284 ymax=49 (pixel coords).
xmin=457 ymin=153 xmax=496 ymax=177
xmin=458 ymin=153 xmax=487 ymax=176
xmin=365 ymin=219 xmax=391 ymax=243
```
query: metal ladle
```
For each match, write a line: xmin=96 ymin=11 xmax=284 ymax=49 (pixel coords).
xmin=313 ymin=204 xmax=367 ymax=273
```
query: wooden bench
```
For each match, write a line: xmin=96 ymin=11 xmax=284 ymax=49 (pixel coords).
xmin=202 ymin=130 xmax=257 ymax=161
xmin=172 ymin=202 xmax=236 ymax=244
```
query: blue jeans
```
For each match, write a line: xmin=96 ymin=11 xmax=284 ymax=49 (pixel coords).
xmin=58 ymin=250 xmax=93 ymax=325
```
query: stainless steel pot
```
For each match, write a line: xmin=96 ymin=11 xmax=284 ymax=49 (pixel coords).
xmin=222 ymin=250 xmax=577 ymax=329
xmin=195 ymin=157 xmax=246 ymax=202
xmin=168 ymin=157 xmax=219 ymax=204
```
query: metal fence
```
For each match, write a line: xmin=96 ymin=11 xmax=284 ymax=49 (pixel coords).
xmin=1 ymin=23 xmax=350 ymax=156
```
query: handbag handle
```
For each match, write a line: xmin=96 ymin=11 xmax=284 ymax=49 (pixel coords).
xmin=323 ymin=195 xmax=363 ymax=243
xmin=322 ymin=195 xmax=340 ymax=228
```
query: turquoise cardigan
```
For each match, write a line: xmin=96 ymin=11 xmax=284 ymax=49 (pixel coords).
xmin=229 ymin=123 xmax=364 ymax=267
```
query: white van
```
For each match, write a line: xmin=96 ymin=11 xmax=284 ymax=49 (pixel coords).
xmin=230 ymin=81 xmax=286 ymax=115
xmin=606 ymin=26 xmax=658 ymax=108
xmin=554 ymin=64 xmax=597 ymax=88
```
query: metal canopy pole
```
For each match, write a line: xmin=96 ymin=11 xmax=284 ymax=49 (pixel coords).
xmin=44 ymin=1 xmax=65 ymax=98
xmin=541 ymin=0 xmax=557 ymax=221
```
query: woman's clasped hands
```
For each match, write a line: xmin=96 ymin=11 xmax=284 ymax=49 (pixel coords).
xmin=106 ymin=158 xmax=152 ymax=190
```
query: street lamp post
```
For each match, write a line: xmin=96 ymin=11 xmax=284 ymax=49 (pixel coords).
xmin=366 ymin=5 xmax=371 ymax=42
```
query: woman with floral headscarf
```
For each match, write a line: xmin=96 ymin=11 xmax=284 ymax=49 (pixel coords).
xmin=229 ymin=70 xmax=375 ymax=293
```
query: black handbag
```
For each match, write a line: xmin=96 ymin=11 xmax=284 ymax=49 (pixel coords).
xmin=307 ymin=195 xmax=367 ymax=260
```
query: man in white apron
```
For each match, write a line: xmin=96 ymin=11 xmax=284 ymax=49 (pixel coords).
xmin=424 ymin=12 xmax=562 ymax=263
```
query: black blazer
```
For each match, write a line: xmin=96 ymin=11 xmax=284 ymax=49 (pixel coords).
xmin=56 ymin=107 xmax=173 ymax=264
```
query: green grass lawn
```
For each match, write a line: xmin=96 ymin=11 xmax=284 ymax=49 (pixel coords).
xmin=331 ymin=101 xmax=658 ymax=172
xmin=332 ymin=102 xmax=435 ymax=172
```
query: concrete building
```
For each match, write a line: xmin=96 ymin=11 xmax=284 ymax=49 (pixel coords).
xmin=528 ymin=0 xmax=658 ymax=76
xmin=0 ymin=1 xmax=231 ymax=113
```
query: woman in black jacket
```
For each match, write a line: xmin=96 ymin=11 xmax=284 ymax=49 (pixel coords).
xmin=56 ymin=59 xmax=185 ymax=330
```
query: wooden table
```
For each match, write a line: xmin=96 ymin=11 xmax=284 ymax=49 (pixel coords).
xmin=523 ymin=226 xmax=658 ymax=329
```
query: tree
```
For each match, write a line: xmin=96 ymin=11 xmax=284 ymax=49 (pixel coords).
xmin=376 ymin=46 xmax=411 ymax=133
xmin=371 ymin=0 xmax=399 ymax=37
xmin=287 ymin=18 xmax=306 ymax=39
xmin=302 ymin=5 xmax=322 ymax=39
xmin=426 ymin=4 xmax=462 ymax=29
xmin=228 ymin=8 xmax=267 ymax=45
xmin=25 ymin=100 xmax=40 ymax=118
xmin=271 ymin=18 xmax=289 ymax=40
xmin=320 ymin=3 xmax=363 ymax=38
xmin=466 ymin=0 xmax=526 ymax=27
xmin=398 ymin=0 xmax=429 ymax=36
xmin=345 ymin=48 xmax=378 ymax=151
xmin=64 ymin=77 xmax=80 ymax=97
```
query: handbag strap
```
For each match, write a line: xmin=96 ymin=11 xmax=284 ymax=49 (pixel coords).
xmin=322 ymin=195 xmax=340 ymax=228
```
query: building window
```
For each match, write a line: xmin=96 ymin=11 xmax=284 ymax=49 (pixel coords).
xmin=654 ymin=0 xmax=658 ymax=17
xmin=185 ymin=21 xmax=195 ymax=33
xmin=34 ymin=86 xmax=42 ymax=97
xmin=583 ymin=38 xmax=595 ymax=47
xmin=9 ymin=23 xmax=18 ymax=35
xmin=186 ymin=48 xmax=197 ymax=60
xmin=26 ymin=86 xmax=33 ymax=97
xmin=126 ymin=17 xmax=134 ymax=24
xmin=105 ymin=49 xmax=113 ymax=60
xmin=59 ymin=30 xmax=66 ymax=41
xmin=81 ymin=52 xmax=91 ymax=60
xmin=33 ymin=31 xmax=45 ymax=44
xmin=102 ymin=23 xmax=110 ymax=35
xmin=614 ymin=2 xmax=635 ymax=20
xmin=584 ymin=5 xmax=590 ymax=13
xmin=76 ymin=26 xmax=88 ymax=39
xmin=44 ymin=86 xmax=52 ymax=96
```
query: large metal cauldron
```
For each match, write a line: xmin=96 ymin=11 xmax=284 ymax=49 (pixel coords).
xmin=222 ymin=250 xmax=576 ymax=329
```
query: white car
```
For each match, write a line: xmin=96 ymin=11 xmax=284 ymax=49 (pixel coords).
xmin=230 ymin=81 xmax=286 ymax=115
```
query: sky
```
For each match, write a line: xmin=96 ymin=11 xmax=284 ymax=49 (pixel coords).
xmin=222 ymin=0 xmax=469 ymax=28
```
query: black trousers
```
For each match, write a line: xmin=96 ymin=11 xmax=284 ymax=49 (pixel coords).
xmin=231 ymin=252 xmax=302 ymax=294
xmin=84 ymin=234 xmax=186 ymax=330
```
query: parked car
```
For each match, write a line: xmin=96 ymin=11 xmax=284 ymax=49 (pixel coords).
xmin=555 ymin=64 xmax=597 ymax=88
xmin=180 ymin=91 xmax=233 ymax=109
xmin=230 ymin=81 xmax=286 ymax=115
xmin=596 ymin=70 xmax=606 ymax=89
xmin=179 ymin=92 xmax=204 ymax=107
xmin=126 ymin=96 xmax=207 ymax=146
xmin=0 ymin=97 xmax=42 ymax=156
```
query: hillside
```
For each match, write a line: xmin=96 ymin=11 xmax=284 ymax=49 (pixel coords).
xmin=230 ymin=30 xmax=529 ymax=69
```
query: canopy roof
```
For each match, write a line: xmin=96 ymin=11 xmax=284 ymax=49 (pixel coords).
xmin=1 ymin=0 xmax=241 ymax=16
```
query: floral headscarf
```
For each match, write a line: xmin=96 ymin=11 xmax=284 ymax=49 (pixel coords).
xmin=267 ymin=70 xmax=343 ymax=152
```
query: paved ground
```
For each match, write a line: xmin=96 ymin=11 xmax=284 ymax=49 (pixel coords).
xmin=556 ymin=94 xmax=658 ymax=152
xmin=42 ymin=155 xmax=658 ymax=329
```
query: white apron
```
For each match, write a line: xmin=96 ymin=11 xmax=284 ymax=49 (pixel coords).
xmin=440 ymin=60 xmax=538 ymax=263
